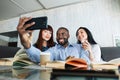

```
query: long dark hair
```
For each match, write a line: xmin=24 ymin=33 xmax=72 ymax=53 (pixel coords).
xmin=76 ymin=27 xmax=97 ymax=44
xmin=35 ymin=25 xmax=55 ymax=50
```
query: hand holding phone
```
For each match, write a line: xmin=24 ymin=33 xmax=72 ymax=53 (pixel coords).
xmin=25 ymin=16 xmax=48 ymax=30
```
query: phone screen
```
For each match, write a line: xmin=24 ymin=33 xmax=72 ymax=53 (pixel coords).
xmin=25 ymin=16 xmax=48 ymax=30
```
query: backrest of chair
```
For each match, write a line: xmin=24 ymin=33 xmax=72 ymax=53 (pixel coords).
xmin=101 ymin=47 xmax=120 ymax=61
xmin=0 ymin=46 xmax=20 ymax=58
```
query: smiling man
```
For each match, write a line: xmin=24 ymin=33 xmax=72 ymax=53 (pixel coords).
xmin=56 ymin=27 xmax=69 ymax=47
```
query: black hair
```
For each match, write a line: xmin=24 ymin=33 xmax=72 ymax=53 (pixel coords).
xmin=57 ymin=27 xmax=69 ymax=34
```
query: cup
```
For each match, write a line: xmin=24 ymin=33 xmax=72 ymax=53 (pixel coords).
xmin=40 ymin=52 xmax=50 ymax=66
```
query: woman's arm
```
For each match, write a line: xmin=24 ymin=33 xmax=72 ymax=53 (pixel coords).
xmin=17 ymin=17 xmax=35 ymax=49
xmin=81 ymin=41 xmax=101 ymax=62
xmin=91 ymin=44 xmax=101 ymax=62
xmin=26 ymin=45 xmax=41 ymax=63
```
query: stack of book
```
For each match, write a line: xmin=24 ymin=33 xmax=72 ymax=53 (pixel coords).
xmin=91 ymin=58 xmax=120 ymax=70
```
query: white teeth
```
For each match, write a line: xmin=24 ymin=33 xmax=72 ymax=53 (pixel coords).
xmin=59 ymin=39 xmax=64 ymax=42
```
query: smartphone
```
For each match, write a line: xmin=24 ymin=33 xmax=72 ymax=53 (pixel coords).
xmin=25 ymin=16 xmax=48 ymax=30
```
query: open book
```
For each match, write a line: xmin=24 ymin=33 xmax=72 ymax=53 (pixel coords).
xmin=91 ymin=58 xmax=120 ymax=70
xmin=12 ymin=48 xmax=35 ymax=67
xmin=45 ymin=58 xmax=87 ymax=69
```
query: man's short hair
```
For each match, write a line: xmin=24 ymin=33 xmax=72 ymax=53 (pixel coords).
xmin=57 ymin=27 xmax=69 ymax=34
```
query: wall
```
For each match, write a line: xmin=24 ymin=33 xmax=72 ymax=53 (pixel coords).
xmin=0 ymin=0 xmax=120 ymax=47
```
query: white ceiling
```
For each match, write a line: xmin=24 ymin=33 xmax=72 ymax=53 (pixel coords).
xmin=0 ymin=0 xmax=91 ymax=21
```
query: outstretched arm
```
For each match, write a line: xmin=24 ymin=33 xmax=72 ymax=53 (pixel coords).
xmin=17 ymin=17 xmax=35 ymax=49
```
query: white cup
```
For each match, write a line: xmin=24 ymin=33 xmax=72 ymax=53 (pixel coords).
xmin=40 ymin=52 xmax=50 ymax=66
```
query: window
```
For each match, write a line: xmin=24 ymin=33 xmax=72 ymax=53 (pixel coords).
xmin=0 ymin=31 xmax=18 ymax=47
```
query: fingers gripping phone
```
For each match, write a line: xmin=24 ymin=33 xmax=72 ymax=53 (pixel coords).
xmin=25 ymin=16 xmax=48 ymax=30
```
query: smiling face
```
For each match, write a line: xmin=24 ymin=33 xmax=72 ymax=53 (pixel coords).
xmin=42 ymin=30 xmax=52 ymax=41
xmin=56 ymin=28 xmax=69 ymax=46
xmin=77 ymin=29 xmax=88 ymax=42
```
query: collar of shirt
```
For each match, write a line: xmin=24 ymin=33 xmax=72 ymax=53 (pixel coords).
xmin=56 ymin=43 xmax=73 ymax=49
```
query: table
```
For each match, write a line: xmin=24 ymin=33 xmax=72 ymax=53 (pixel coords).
xmin=0 ymin=65 xmax=119 ymax=80
xmin=51 ymin=68 xmax=120 ymax=80
xmin=0 ymin=65 xmax=52 ymax=80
